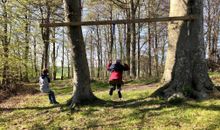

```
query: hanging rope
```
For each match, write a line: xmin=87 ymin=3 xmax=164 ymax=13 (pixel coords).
xmin=112 ymin=23 xmax=116 ymax=36
xmin=124 ymin=23 xmax=127 ymax=48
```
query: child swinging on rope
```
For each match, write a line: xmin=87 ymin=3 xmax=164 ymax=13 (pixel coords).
xmin=107 ymin=59 xmax=129 ymax=99
xmin=39 ymin=69 xmax=59 ymax=104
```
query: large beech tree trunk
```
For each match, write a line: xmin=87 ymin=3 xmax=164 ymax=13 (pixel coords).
xmin=152 ymin=0 xmax=216 ymax=99
xmin=64 ymin=0 xmax=96 ymax=104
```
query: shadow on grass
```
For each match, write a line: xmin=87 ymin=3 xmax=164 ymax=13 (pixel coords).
xmin=182 ymin=102 xmax=220 ymax=111
xmin=0 ymin=104 xmax=66 ymax=111
xmin=1 ymin=97 xmax=220 ymax=114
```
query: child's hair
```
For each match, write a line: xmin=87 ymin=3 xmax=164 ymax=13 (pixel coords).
xmin=42 ymin=68 xmax=49 ymax=74
xmin=116 ymin=59 xmax=121 ymax=63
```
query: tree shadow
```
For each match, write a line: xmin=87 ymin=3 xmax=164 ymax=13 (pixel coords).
xmin=0 ymin=104 xmax=65 ymax=112
xmin=89 ymin=97 xmax=167 ymax=109
xmin=182 ymin=102 xmax=220 ymax=111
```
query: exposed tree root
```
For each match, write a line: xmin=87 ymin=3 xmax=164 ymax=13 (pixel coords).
xmin=151 ymin=81 xmax=218 ymax=100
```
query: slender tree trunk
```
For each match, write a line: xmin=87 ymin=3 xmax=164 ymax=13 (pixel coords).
xmin=2 ymin=2 xmax=10 ymax=88
xmin=66 ymin=48 xmax=71 ymax=79
xmin=147 ymin=0 xmax=152 ymax=77
xmin=137 ymin=6 xmax=141 ymax=78
xmin=152 ymin=0 xmax=216 ymax=99
xmin=206 ymin=0 xmax=213 ymax=61
xmin=41 ymin=53 xmax=44 ymax=71
xmin=40 ymin=2 xmax=50 ymax=69
xmin=64 ymin=0 xmax=96 ymax=104
xmin=52 ymin=28 xmax=57 ymax=80
xmin=96 ymin=25 xmax=101 ymax=79
xmin=24 ymin=11 xmax=29 ymax=82
xmin=148 ymin=23 xmax=152 ymax=77
xmin=89 ymin=33 xmax=95 ymax=79
xmin=33 ymin=37 xmax=38 ymax=77
xmin=109 ymin=7 xmax=114 ymax=61
xmin=154 ymin=23 xmax=159 ymax=77
xmin=131 ymin=0 xmax=136 ymax=78
xmin=161 ymin=36 xmax=166 ymax=68
xmin=126 ymin=10 xmax=131 ymax=77
xmin=61 ymin=29 xmax=65 ymax=80
xmin=118 ymin=25 xmax=123 ymax=62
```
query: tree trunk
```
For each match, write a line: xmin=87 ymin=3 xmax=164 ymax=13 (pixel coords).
xmin=152 ymin=0 xmax=216 ymax=99
xmin=89 ymin=32 xmax=95 ymax=79
xmin=137 ymin=6 xmax=141 ymax=79
xmin=52 ymin=28 xmax=57 ymax=80
xmin=64 ymin=0 xmax=96 ymax=104
xmin=40 ymin=1 xmax=50 ymax=69
xmin=118 ymin=25 xmax=123 ymax=62
xmin=24 ymin=11 xmax=29 ymax=82
xmin=154 ymin=23 xmax=159 ymax=77
xmin=109 ymin=7 xmax=114 ymax=61
xmin=131 ymin=0 xmax=137 ymax=78
xmin=126 ymin=10 xmax=131 ymax=77
xmin=96 ymin=25 xmax=101 ymax=79
xmin=67 ymin=50 xmax=71 ymax=79
xmin=148 ymin=23 xmax=152 ymax=77
xmin=206 ymin=0 xmax=213 ymax=61
xmin=33 ymin=37 xmax=38 ymax=77
xmin=2 ymin=2 xmax=10 ymax=88
xmin=61 ymin=29 xmax=65 ymax=80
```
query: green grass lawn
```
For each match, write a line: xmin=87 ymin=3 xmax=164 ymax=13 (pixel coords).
xmin=0 ymin=79 xmax=220 ymax=129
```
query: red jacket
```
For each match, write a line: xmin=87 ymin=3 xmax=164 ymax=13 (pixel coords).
xmin=107 ymin=63 xmax=129 ymax=81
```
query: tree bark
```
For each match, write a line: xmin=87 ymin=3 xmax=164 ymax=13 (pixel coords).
xmin=61 ymin=29 xmax=65 ymax=80
xmin=33 ymin=37 xmax=38 ymax=77
xmin=64 ymin=0 xmax=96 ymax=104
xmin=52 ymin=28 xmax=57 ymax=80
xmin=147 ymin=0 xmax=152 ymax=77
xmin=109 ymin=6 xmax=114 ymax=61
xmin=131 ymin=0 xmax=136 ymax=78
xmin=40 ymin=1 xmax=50 ymax=69
xmin=152 ymin=0 xmax=216 ymax=99
xmin=154 ymin=22 xmax=159 ymax=77
xmin=24 ymin=11 xmax=30 ymax=82
xmin=148 ymin=22 xmax=152 ymax=77
xmin=126 ymin=10 xmax=131 ymax=77
xmin=137 ymin=6 xmax=141 ymax=79
xmin=2 ymin=1 xmax=10 ymax=88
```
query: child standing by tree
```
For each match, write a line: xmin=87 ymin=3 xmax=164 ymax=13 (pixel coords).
xmin=107 ymin=59 xmax=129 ymax=99
xmin=39 ymin=69 xmax=59 ymax=104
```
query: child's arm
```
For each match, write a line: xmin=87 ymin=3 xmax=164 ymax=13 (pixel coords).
xmin=107 ymin=60 xmax=112 ymax=71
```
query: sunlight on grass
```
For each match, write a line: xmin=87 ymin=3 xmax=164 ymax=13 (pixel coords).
xmin=1 ymin=78 xmax=220 ymax=129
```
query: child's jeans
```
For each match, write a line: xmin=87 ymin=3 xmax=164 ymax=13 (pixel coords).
xmin=109 ymin=79 xmax=123 ymax=98
xmin=48 ymin=90 xmax=58 ymax=104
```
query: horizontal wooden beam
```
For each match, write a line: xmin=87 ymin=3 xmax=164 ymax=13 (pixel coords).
xmin=40 ymin=15 xmax=196 ymax=28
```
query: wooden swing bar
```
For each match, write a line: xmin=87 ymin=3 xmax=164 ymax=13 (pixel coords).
xmin=40 ymin=15 xmax=196 ymax=28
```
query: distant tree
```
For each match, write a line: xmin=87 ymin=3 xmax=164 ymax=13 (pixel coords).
xmin=1 ymin=0 xmax=10 ymax=88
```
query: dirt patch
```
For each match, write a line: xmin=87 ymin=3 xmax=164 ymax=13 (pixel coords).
xmin=123 ymin=83 xmax=159 ymax=91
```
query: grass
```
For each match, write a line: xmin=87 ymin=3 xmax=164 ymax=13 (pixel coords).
xmin=0 ymin=76 xmax=220 ymax=129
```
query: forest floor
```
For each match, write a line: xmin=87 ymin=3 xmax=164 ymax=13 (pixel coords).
xmin=0 ymin=75 xmax=220 ymax=129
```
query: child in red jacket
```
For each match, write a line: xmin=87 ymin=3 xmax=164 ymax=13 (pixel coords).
xmin=107 ymin=59 xmax=129 ymax=99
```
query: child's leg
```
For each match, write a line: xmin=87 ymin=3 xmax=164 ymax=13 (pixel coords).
xmin=117 ymin=84 xmax=122 ymax=98
xmin=49 ymin=91 xmax=59 ymax=104
xmin=48 ymin=91 xmax=54 ymax=103
xmin=109 ymin=84 xmax=116 ymax=96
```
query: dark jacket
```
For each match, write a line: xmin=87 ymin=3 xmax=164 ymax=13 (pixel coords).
xmin=107 ymin=62 xmax=129 ymax=81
